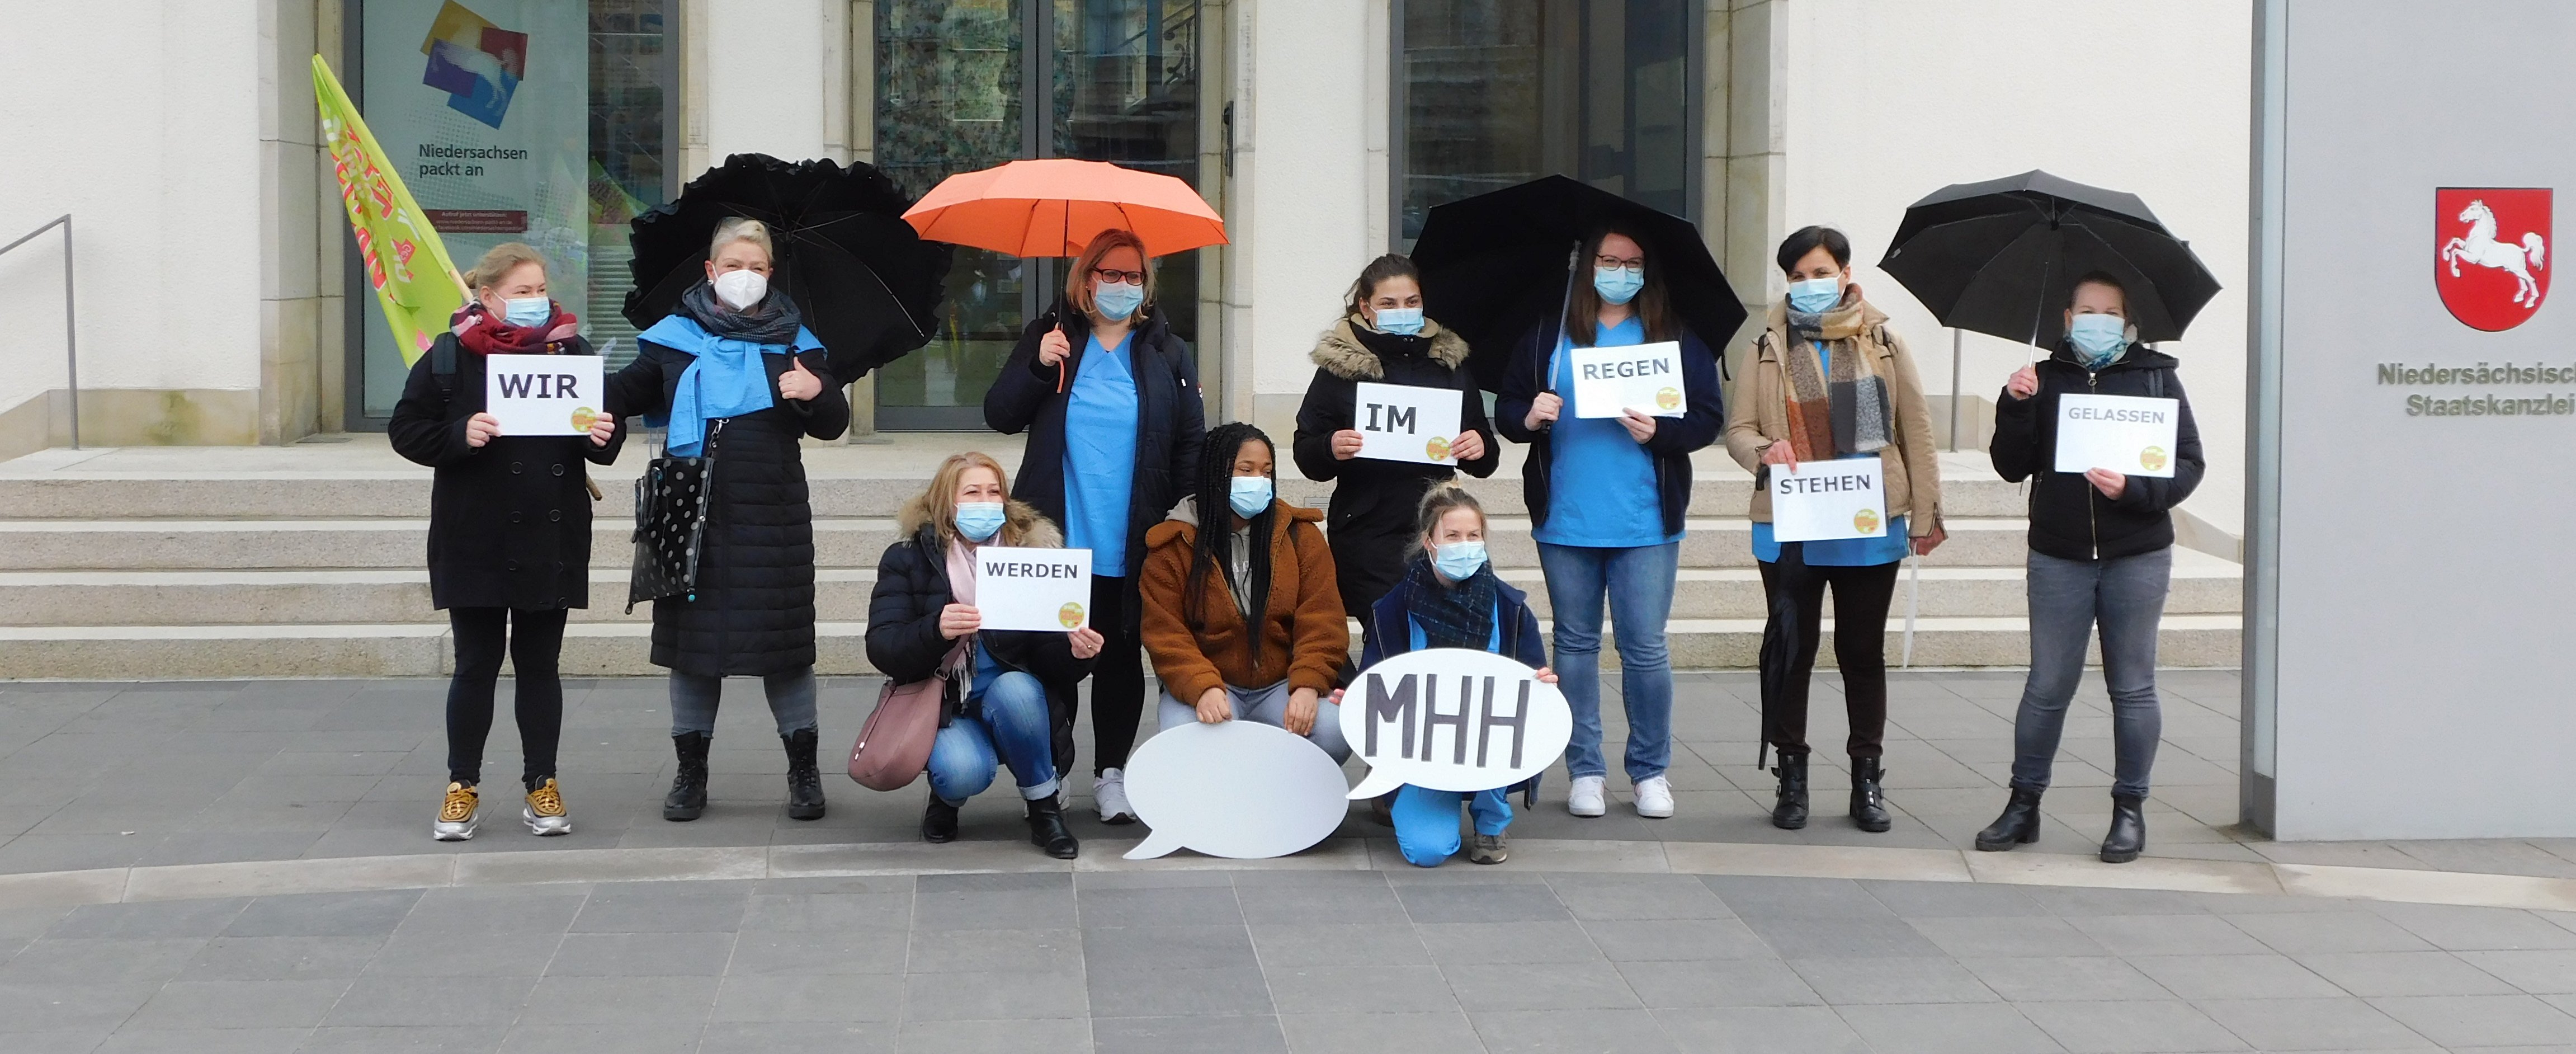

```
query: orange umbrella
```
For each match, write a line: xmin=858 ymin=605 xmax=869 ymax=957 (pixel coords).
xmin=901 ymin=158 xmax=1226 ymax=257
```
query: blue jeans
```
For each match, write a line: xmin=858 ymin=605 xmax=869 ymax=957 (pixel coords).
xmin=927 ymin=672 xmax=1061 ymax=806
xmin=1538 ymin=541 xmax=1679 ymax=781
xmin=1392 ymin=784 xmax=1513 ymax=867
xmin=1155 ymin=681 xmax=1351 ymax=763
xmin=2011 ymin=548 xmax=2171 ymax=799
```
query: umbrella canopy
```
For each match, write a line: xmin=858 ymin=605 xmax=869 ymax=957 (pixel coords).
xmin=1410 ymin=176 xmax=1746 ymax=393
xmin=1879 ymin=170 xmax=2221 ymax=349
xmin=901 ymin=158 xmax=1226 ymax=258
xmin=624 ymin=153 xmax=951 ymax=383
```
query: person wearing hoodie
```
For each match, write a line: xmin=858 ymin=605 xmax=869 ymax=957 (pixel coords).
xmin=1975 ymin=271 xmax=2203 ymax=864
xmin=1293 ymin=253 xmax=1500 ymax=657
xmin=1724 ymin=225 xmax=1946 ymax=835
xmin=1341 ymin=483 xmax=1558 ymax=867
xmin=984 ymin=228 xmax=1207 ymax=825
xmin=391 ymin=242 xmax=623 ymax=841
xmin=1139 ymin=422 xmax=1352 ymax=763
xmin=865 ymin=452 xmax=1098 ymax=859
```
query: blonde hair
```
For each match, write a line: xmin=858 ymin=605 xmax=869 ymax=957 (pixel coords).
xmin=1064 ymin=228 xmax=1154 ymax=320
xmin=922 ymin=451 xmax=1021 ymax=547
xmin=1415 ymin=482 xmax=1487 ymax=542
xmin=464 ymin=242 xmax=549 ymax=292
xmin=709 ymin=217 xmax=775 ymax=262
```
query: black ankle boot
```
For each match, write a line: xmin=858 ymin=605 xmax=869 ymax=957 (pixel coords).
xmin=782 ymin=727 xmax=826 ymax=821
xmin=1025 ymin=796 xmax=1079 ymax=859
xmin=663 ymin=732 xmax=710 ymax=821
xmin=2101 ymin=793 xmax=2146 ymax=864
xmin=922 ymin=789 xmax=959 ymax=843
xmin=1770 ymin=753 xmax=1810 ymax=830
xmin=1974 ymin=788 xmax=2044 ymax=851
xmin=1850 ymin=757 xmax=1891 ymax=833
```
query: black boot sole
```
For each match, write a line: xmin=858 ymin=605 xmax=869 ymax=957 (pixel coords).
xmin=664 ymin=802 xmax=704 ymax=821
xmin=1973 ymin=829 xmax=2038 ymax=851
xmin=787 ymin=804 xmax=825 ymax=821
xmin=2100 ymin=845 xmax=2141 ymax=864
xmin=1854 ymin=814 xmax=1891 ymax=834
xmin=1771 ymin=812 xmax=1808 ymax=830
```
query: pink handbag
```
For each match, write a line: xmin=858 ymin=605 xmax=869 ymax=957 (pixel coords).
xmin=848 ymin=644 xmax=962 ymax=791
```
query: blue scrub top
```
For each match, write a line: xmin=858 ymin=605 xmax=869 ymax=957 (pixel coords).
xmin=1062 ymin=333 xmax=1141 ymax=576
xmin=1534 ymin=318 xmax=1681 ymax=549
xmin=1752 ymin=339 xmax=1910 ymax=566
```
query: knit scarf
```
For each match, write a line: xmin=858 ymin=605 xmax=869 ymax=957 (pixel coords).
xmin=450 ymin=300 xmax=579 ymax=356
xmin=1398 ymin=556 xmax=1497 ymax=652
xmin=638 ymin=283 xmax=822 ymax=457
xmin=1780 ymin=288 xmax=1892 ymax=460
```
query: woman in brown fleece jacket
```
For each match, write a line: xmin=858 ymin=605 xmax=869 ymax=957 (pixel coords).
xmin=1138 ymin=422 xmax=1352 ymax=761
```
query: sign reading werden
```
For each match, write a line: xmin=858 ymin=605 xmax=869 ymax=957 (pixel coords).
xmin=2055 ymin=394 xmax=2181 ymax=478
xmin=1352 ymin=381 xmax=1464 ymax=465
xmin=973 ymin=547 xmax=1093 ymax=632
xmin=1768 ymin=458 xmax=1890 ymax=543
xmin=484 ymin=354 xmax=603 ymax=437
xmin=1569 ymin=341 xmax=1687 ymax=418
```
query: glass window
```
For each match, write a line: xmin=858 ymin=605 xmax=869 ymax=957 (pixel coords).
xmin=1057 ymin=0 xmax=1202 ymax=347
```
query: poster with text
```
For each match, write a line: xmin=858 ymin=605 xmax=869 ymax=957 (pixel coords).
xmin=1352 ymin=382 xmax=1464 ymax=465
xmin=975 ymin=547 xmax=1094 ymax=632
xmin=484 ymin=354 xmax=603 ymax=436
xmin=1569 ymin=342 xmax=1687 ymax=418
xmin=1769 ymin=458 xmax=1890 ymax=542
xmin=2054 ymin=394 xmax=2181 ymax=478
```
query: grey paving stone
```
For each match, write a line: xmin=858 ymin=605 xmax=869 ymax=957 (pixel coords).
xmin=1416 ymin=920 xmax=1605 ymax=964
xmin=2017 ymin=999 xmax=2247 ymax=1053
xmin=706 ymin=972 xmax=902 ymax=1022
xmin=1862 ymin=878 xmax=2051 ymax=918
xmin=525 ymin=974 xmax=719 ymax=1024
xmin=1617 ymin=958 xmax=1821 ymax=1009
xmin=905 ymin=928 xmax=1084 ymax=975
xmin=2 ymin=937 xmax=206 ymax=986
xmin=1835 ymin=1002 xmax=2065 ymax=1054
xmin=1790 ymin=955 xmax=2000 ymax=1004
xmin=900 ymin=968 xmax=1091 ymax=1021
xmin=292 ymin=1024 xmax=511 ymax=1052
xmin=2070 ymin=915 xmax=2268 ymax=957
xmin=1445 ymin=960 xmax=1641 ymax=1011
xmin=739 ymin=892 xmax=912 ymax=931
xmin=1958 ymin=956 xmax=2180 ymax=1003
xmin=1738 ymin=913 xmax=1949 ymax=959
xmin=893 ymin=1017 xmax=1090 ymax=1054
xmin=128 ymin=978 xmax=351 ymax=1030
xmin=912 ymin=874 xmax=1078 ymax=931
xmin=1908 ymin=915 xmax=2112 ymax=958
xmin=1234 ymin=881 xmax=1408 ymax=925
xmin=1077 ymin=885 xmax=1243 ymax=928
xmin=724 ymin=928 xmax=909 ymax=975
xmin=2460 ymin=948 xmax=2576 ymax=993
xmin=2224 ymin=911 xmax=2437 ymax=955
xmin=48 ymin=898 xmax=247 ymax=939
xmin=2130 ymin=953 xmax=2344 ymax=1001
xmin=1276 ymin=1010 xmax=1485 ymax=1054
xmin=92 ymin=1028 xmax=311 ymax=1053
xmin=2366 ymin=993 xmax=2576 ymax=1047
xmin=177 ymin=935 xmax=382 ymax=981
xmin=139 ymin=831 xmax=325 ymax=867
xmin=565 ymin=884 xmax=748 ymax=934
xmin=2294 ymin=950 xmax=2522 ymax=996
xmin=1543 ymin=873 xmax=1735 ymax=921
xmin=1704 ymin=875 xmax=1886 ymax=917
xmin=325 ymin=975 xmax=535 ymax=1027
xmin=403 ymin=887 xmax=589 ymax=934
xmin=1262 ymin=963 xmax=1460 ymax=1015
xmin=2371 ymin=902 xmax=2576 ymax=951
xmin=1247 ymin=922 xmax=1431 ymax=969
xmin=227 ymin=890 xmax=421 ymax=938
xmin=1655 ymin=1005 xmax=1870 ymax=1053
xmin=1394 ymin=881 xmax=1569 ymax=923
xmin=2193 ymin=996 xmax=2437 ymax=1051
xmin=493 ymin=1023 xmax=698 ymax=1054
xmin=367 ymin=925 xmax=562 ymax=977
xmin=1579 ymin=917 xmax=1774 ymax=961
xmin=544 ymin=931 xmax=735 ymax=976
xmin=2026 ymin=886 xmax=2212 ymax=917
xmin=1083 ymin=924 xmax=1258 ymax=971
xmin=1092 ymin=1014 xmax=1288 ymax=1054
xmin=0 ymin=978 xmax=164 ymax=1032
xmin=693 ymin=1021 xmax=895 ymax=1054
xmin=1084 ymin=963 xmax=1274 ymax=1018
xmin=1470 ymin=1008 xmax=1677 ymax=1053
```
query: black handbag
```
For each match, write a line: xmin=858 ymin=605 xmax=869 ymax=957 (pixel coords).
xmin=626 ymin=421 xmax=720 ymax=612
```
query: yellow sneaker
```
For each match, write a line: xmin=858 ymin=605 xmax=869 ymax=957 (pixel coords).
xmin=434 ymin=782 xmax=479 ymax=841
xmin=523 ymin=778 xmax=572 ymax=836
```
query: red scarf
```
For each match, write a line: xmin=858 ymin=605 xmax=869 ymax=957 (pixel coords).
xmin=451 ymin=300 xmax=581 ymax=356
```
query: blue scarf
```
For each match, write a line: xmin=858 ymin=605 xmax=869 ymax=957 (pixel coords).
xmin=638 ymin=314 xmax=822 ymax=456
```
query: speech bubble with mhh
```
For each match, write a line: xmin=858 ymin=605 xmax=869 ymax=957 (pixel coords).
xmin=1122 ymin=719 xmax=1353 ymax=860
xmin=1340 ymin=648 xmax=1573 ymax=800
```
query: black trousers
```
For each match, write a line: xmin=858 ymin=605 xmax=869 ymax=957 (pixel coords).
xmin=1756 ymin=559 xmax=1900 ymax=760
xmin=445 ymin=606 xmax=569 ymax=788
xmin=1086 ymin=574 xmax=1147 ymax=775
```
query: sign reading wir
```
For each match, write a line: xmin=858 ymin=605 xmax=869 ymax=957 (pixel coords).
xmin=484 ymin=354 xmax=604 ymax=437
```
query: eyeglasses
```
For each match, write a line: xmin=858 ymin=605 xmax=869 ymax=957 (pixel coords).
xmin=1593 ymin=254 xmax=1645 ymax=272
xmin=1092 ymin=267 xmax=1147 ymax=285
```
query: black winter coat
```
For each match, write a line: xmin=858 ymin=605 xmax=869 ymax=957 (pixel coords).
xmin=389 ymin=333 xmax=625 ymax=611
xmin=1493 ymin=318 xmax=1725 ymax=537
xmin=983 ymin=302 xmax=1206 ymax=629
xmin=1292 ymin=317 xmax=1498 ymax=626
xmin=1990 ymin=343 xmax=2205 ymax=561
xmin=603 ymin=336 xmax=851 ymax=675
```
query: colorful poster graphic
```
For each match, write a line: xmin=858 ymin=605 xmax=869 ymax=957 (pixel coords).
xmin=314 ymin=56 xmax=467 ymax=367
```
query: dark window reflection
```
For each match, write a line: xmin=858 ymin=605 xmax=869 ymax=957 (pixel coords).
xmin=588 ymin=1 xmax=672 ymax=369
xmin=1056 ymin=0 xmax=1201 ymax=344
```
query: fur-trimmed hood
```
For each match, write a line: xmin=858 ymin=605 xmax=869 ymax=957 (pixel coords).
xmin=1309 ymin=316 xmax=1470 ymax=380
xmin=895 ymin=492 xmax=1065 ymax=549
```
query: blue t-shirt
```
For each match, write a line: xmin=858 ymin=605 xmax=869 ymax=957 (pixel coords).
xmin=969 ymin=638 xmax=1003 ymax=699
xmin=1535 ymin=318 xmax=1681 ymax=549
xmin=1752 ymin=340 xmax=1910 ymax=567
xmin=1062 ymin=333 xmax=1141 ymax=576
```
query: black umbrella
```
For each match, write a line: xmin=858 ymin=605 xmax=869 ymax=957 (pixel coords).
xmin=1879 ymin=170 xmax=2220 ymax=349
xmin=1411 ymin=176 xmax=1747 ymax=392
xmin=624 ymin=153 xmax=952 ymax=383
xmin=1755 ymin=541 xmax=1811 ymax=773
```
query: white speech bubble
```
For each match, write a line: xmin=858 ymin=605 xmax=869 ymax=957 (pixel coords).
xmin=1121 ymin=719 xmax=1353 ymax=860
xmin=1340 ymin=647 xmax=1574 ymax=800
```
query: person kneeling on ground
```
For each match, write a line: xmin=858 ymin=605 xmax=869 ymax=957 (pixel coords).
xmin=1337 ymin=484 xmax=1555 ymax=866
xmin=866 ymin=452 xmax=1099 ymax=859
xmin=1139 ymin=422 xmax=1353 ymax=765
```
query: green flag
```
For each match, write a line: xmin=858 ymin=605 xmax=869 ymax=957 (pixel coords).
xmin=314 ymin=55 xmax=468 ymax=366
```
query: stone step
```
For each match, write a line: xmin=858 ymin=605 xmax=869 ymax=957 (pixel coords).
xmin=0 ymin=614 xmax=2243 ymax=679
xmin=0 ymin=558 xmax=2245 ymax=627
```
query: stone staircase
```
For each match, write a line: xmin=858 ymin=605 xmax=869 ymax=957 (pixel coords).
xmin=0 ymin=436 xmax=2242 ymax=678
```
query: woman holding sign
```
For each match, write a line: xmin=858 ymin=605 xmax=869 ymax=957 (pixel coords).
xmin=1977 ymin=272 xmax=2202 ymax=864
xmin=866 ymin=453 xmax=1099 ymax=859
xmin=1493 ymin=229 xmax=1724 ymax=821
xmin=1293 ymin=254 xmax=1500 ymax=656
xmin=985 ymin=229 xmax=1206 ymax=825
xmin=1725 ymin=226 xmax=1945 ymax=834
xmin=604 ymin=217 xmax=850 ymax=825
xmin=1139 ymin=422 xmax=1353 ymax=763
xmin=392 ymin=242 xmax=623 ymax=841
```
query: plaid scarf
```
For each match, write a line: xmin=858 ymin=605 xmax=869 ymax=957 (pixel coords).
xmin=1396 ymin=556 xmax=1497 ymax=652
xmin=1780 ymin=289 xmax=1891 ymax=460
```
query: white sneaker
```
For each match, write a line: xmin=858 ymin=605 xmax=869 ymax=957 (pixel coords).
xmin=1567 ymin=775 xmax=1607 ymax=817
xmin=1094 ymin=768 xmax=1136 ymax=825
xmin=1634 ymin=775 xmax=1676 ymax=819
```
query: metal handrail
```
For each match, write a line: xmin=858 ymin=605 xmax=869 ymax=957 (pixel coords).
xmin=0 ymin=215 xmax=76 ymax=449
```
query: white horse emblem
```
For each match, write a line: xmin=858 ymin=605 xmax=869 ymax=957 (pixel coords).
xmin=2442 ymin=199 xmax=2547 ymax=307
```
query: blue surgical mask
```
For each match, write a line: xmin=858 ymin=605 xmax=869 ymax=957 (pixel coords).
xmin=1227 ymin=476 xmax=1272 ymax=519
xmin=1787 ymin=277 xmax=1842 ymax=314
xmin=502 ymin=297 xmax=551 ymax=328
xmin=1093 ymin=280 xmax=1144 ymax=321
xmin=1374 ymin=307 xmax=1424 ymax=336
xmin=1593 ymin=266 xmax=1644 ymax=306
xmin=2068 ymin=314 xmax=2130 ymax=369
xmin=953 ymin=502 xmax=1006 ymax=543
xmin=1432 ymin=540 xmax=1488 ymax=581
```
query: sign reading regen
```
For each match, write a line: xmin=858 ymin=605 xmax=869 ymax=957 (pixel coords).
xmin=1569 ymin=342 xmax=1687 ymax=418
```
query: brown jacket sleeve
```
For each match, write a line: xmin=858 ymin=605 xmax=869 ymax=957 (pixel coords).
xmin=1138 ymin=527 xmax=1229 ymax=704
xmin=1724 ymin=331 xmax=1777 ymax=474
xmin=1284 ymin=518 xmax=1349 ymax=694
xmin=1881 ymin=327 xmax=1943 ymax=536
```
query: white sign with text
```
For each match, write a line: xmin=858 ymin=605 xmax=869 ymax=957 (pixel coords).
xmin=1341 ymin=648 xmax=1573 ymax=799
xmin=1769 ymin=458 xmax=1890 ymax=543
xmin=973 ymin=547 xmax=1093 ymax=632
xmin=2054 ymin=394 xmax=2181 ymax=478
xmin=1352 ymin=382 xmax=1464 ymax=465
xmin=1569 ymin=341 xmax=1687 ymax=418
xmin=484 ymin=354 xmax=605 ymax=437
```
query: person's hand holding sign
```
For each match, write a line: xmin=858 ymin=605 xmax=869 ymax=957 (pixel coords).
xmin=1761 ymin=438 xmax=1799 ymax=473
xmin=1067 ymin=626 xmax=1103 ymax=659
xmin=2005 ymin=364 xmax=2040 ymax=400
xmin=1284 ymin=688 xmax=1320 ymax=736
xmin=586 ymin=411 xmax=617 ymax=448
xmin=778 ymin=357 xmax=825 ymax=402
xmin=1617 ymin=408 xmax=1658 ymax=444
xmin=1331 ymin=429 xmax=1365 ymax=460
xmin=1524 ymin=392 xmax=1563 ymax=431
xmin=2085 ymin=469 xmax=2127 ymax=501
xmin=1037 ymin=326 xmax=1072 ymax=368
xmin=1446 ymin=429 xmax=1486 ymax=463
xmin=465 ymin=412 xmax=502 ymax=448
xmin=938 ymin=603 xmax=981 ymax=639
xmin=1193 ymin=686 xmax=1234 ymax=724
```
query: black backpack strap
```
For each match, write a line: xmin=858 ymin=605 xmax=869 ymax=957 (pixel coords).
xmin=430 ymin=338 xmax=459 ymax=400
xmin=2151 ymin=366 xmax=2167 ymax=400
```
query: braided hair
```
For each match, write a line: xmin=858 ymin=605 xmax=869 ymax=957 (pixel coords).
xmin=1186 ymin=421 xmax=1278 ymax=665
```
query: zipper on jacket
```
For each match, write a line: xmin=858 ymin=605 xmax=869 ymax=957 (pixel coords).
xmin=2085 ymin=371 xmax=2100 ymax=559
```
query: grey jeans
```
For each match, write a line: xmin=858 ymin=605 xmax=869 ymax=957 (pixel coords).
xmin=2009 ymin=547 xmax=2171 ymax=799
xmin=1155 ymin=681 xmax=1351 ymax=764
xmin=669 ymin=667 xmax=819 ymax=737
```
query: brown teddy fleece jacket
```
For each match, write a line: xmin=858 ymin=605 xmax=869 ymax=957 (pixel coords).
xmin=1138 ymin=497 xmax=1348 ymax=703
